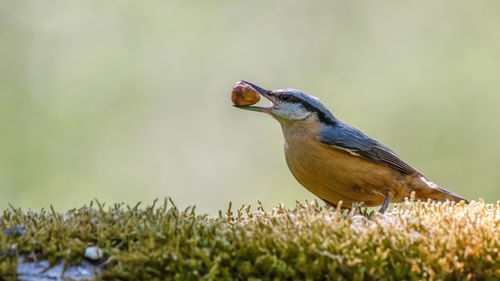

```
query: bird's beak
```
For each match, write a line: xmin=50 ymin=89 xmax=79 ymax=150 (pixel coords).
xmin=234 ymin=81 xmax=278 ymax=113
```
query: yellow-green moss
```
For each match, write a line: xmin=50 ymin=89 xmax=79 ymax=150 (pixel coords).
xmin=1 ymin=198 xmax=499 ymax=280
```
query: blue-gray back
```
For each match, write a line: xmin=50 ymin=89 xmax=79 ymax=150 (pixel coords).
xmin=319 ymin=122 xmax=419 ymax=175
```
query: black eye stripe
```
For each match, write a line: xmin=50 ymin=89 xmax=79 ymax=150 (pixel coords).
xmin=295 ymin=99 xmax=337 ymax=126
xmin=281 ymin=94 xmax=292 ymax=101
xmin=274 ymin=90 xmax=338 ymax=125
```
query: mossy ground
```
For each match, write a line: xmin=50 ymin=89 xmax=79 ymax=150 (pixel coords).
xmin=1 ymin=198 xmax=499 ymax=281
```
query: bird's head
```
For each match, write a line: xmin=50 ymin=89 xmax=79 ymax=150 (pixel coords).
xmin=234 ymin=81 xmax=337 ymax=126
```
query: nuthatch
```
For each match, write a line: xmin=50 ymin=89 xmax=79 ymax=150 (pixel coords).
xmin=234 ymin=81 xmax=468 ymax=213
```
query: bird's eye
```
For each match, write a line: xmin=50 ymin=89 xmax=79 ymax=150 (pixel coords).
xmin=282 ymin=94 xmax=291 ymax=101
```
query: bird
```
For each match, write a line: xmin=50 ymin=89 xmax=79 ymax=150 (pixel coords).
xmin=234 ymin=81 xmax=468 ymax=213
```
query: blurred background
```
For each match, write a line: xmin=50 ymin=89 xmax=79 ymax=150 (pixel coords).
xmin=1 ymin=1 xmax=499 ymax=214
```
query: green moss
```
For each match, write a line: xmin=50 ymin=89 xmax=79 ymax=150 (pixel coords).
xmin=1 ymin=198 xmax=499 ymax=280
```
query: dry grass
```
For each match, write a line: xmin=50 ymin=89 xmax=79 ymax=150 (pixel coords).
xmin=1 ymin=197 xmax=499 ymax=280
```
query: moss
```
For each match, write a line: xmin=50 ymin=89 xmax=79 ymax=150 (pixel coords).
xmin=1 ymin=198 xmax=499 ymax=280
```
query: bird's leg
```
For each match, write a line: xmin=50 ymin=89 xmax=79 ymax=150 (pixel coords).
xmin=378 ymin=192 xmax=394 ymax=214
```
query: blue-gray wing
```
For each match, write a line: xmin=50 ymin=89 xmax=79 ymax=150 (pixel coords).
xmin=319 ymin=123 xmax=419 ymax=175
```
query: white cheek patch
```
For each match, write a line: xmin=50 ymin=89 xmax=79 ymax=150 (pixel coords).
xmin=274 ymin=103 xmax=310 ymax=120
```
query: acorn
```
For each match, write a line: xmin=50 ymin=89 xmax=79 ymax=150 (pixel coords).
xmin=231 ymin=81 xmax=261 ymax=106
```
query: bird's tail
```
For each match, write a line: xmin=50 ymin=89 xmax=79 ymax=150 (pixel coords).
xmin=428 ymin=186 xmax=469 ymax=203
xmin=413 ymin=175 xmax=469 ymax=204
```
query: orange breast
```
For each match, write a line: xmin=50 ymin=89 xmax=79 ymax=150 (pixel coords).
xmin=281 ymin=120 xmax=409 ymax=207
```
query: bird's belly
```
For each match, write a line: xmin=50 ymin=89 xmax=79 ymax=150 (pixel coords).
xmin=284 ymin=136 xmax=404 ymax=207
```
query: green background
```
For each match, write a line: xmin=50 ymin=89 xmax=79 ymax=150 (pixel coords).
xmin=2 ymin=1 xmax=499 ymax=214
